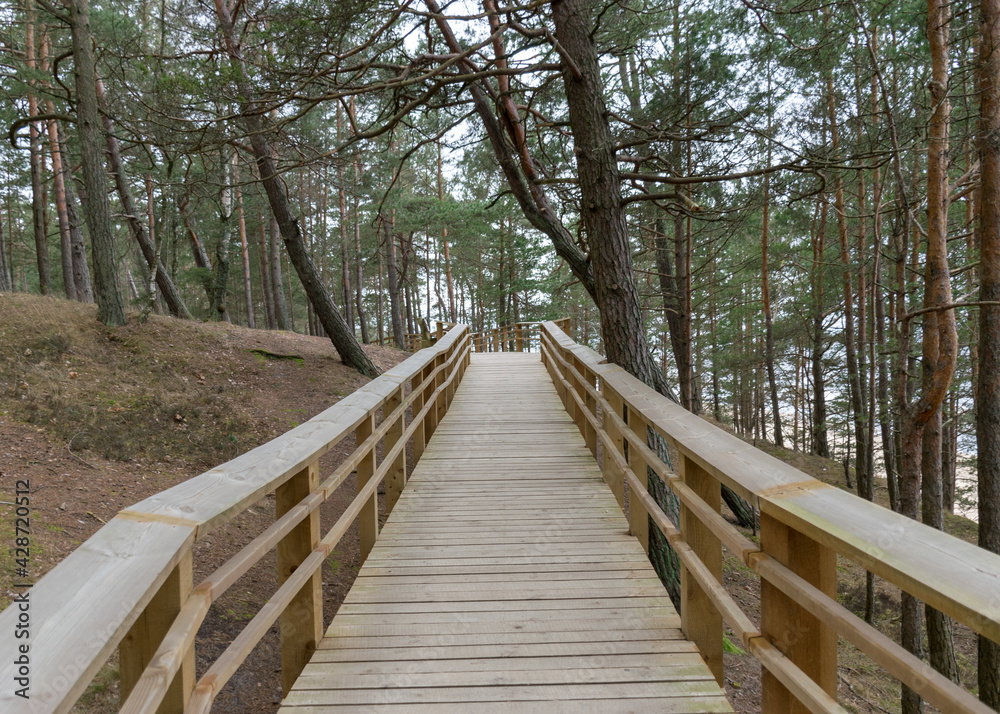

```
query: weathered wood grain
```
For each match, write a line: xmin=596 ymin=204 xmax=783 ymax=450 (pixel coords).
xmin=277 ymin=353 xmax=729 ymax=713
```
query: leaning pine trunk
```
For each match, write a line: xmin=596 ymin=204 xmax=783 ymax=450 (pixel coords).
xmin=68 ymin=0 xmax=125 ymax=326
xmin=213 ymin=0 xmax=377 ymax=377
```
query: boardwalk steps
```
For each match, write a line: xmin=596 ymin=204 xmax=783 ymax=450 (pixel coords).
xmin=277 ymin=353 xmax=731 ymax=712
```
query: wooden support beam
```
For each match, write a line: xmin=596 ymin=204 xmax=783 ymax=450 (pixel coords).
xmin=411 ymin=367 xmax=430 ymax=464
xmin=515 ymin=323 xmax=524 ymax=352
xmin=570 ymin=356 xmax=589 ymax=441
xmin=602 ymin=385 xmax=627 ymax=512
xmin=627 ymin=409 xmax=650 ymax=552
xmin=384 ymin=386 xmax=406 ymax=515
xmin=356 ymin=415 xmax=378 ymax=565
xmin=119 ymin=551 xmax=194 ymax=714
xmin=584 ymin=368 xmax=598 ymax=458
xmin=425 ymin=354 xmax=444 ymax=440
xmin=760 ymin=512 xmax=837 ymax=712
xmin=275 ymin=460 xmax=322 ymax=696
xmin=679 ymin=453 xmax=723 ymax=685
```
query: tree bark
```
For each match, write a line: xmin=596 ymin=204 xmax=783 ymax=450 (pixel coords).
xmin=761 ymin=141 xmax=782 ymax=446
xmin=549 ymin=0 xmax=671 ymax=398
xmin=269 ymin=215 xmax=291 ymax=329
xmin=213 ymin=147 xmax=233 ymax=322
xmin=976 ymin=0 xmax=1000 ymax=703
xmin=812 ymin=194 xmax=830 ymax=458
xmin=257 ymin=214 xmax=276 ymax=329
xmin=235 ymin=170 xmax=255 ymax=328
xmin=384 ymin=219 xmax=405 ymax=349
xmin=0 ymin=196 xmax=10 ymax=291
xmin=68 ymin=0 xmax=125 ymax=326
xmin=45 ymin=113 xmax=75 ymax=300
xmin=213 ymin=0 xmax=376 ymax=376
xmin=438 ymin=142 xmax=456 ymax=322
xmin=57 ymin=132 xmax=93 ymax=302
xmin=828 ymin=68 xmax=869 ymax=496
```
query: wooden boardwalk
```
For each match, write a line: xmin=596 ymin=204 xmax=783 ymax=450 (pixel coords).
xmin=278 ymin=353 xmax=732 ymax=713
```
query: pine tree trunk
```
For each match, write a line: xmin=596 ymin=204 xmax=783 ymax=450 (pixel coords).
xmin=976 ymin=0 xmax=1000 ymax=702
xmin=46 ymin=113 xmax=76 ymax=301
xmin=347 ymin=100 xmax=369 ymax=343
xmin=438 ymin=143 xmax=456 ymax=322
xmin=384 ymin=219 xmax=405 ymax=349
xmin=257 ymin=215 xmax=276 ymax=329
xmin=812 ymin=195 xmax=829 ymax=458
xmin=338 ymin=185 xmax=353 ymax=332
xmin=269 ymin=215 xmax=290 ymax=329
xmin=59 ymin=133 xmax=93 ymax=302
xmin=942 ymin=393 xmax=957 ymax=513
xmin=0 ymin=198 xmax=10 ymax=292
xmin=828 ymin=69 xmax=869 ymax=495
xmin=235 ymin=177 xmax=255 ymax=329
xmin=213 ymin=147 xmax=233 ymax=322
xmin=213 ymin=0 xmax=376 ymax=375
xmin=761 ymin=163 xmax=782 ymax=447
xmin=68 ymin=0 xmax=125 ymax=326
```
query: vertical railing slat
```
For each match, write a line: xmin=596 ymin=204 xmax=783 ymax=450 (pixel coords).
xmin=602 ymin=384 xmax=627 ymax=511
xmin=275 ymin=460 xmax=322 ymax=695
xmin=679 ymin=453 xmax=723 ymax=685
xmin=119 ymin=551 xmax=194 ymax=713
xmin=626 ymin=409 xmax=650 ymax=552
xmin=384 ymin=386 xmax=406 ymax=515
xmin=759 ymin=511 xmax=837 ymax=712
xmin=356 ymin=414 xmax=378 ymax=564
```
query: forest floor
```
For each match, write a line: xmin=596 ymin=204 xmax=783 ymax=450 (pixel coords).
xmin=0 ymin=292 xmax=984 ymax=713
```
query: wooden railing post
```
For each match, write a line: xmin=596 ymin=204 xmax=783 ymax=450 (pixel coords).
xmin=412 ymin=365 xmax=430 ymax=464
xmin=678 ymin=453 xmax=723 ymax=685
xmin=356 ymin=414 xmax=378 ymax=564
xmin=626 ymin=409 xmax=649 ymax=552
xmin=602 ymin=384 xmax=626 ymax=511
xmin=384 ymin=385 xmax=406 ymax=515
xmin=275 ymin=460 xmax=322 ymax=695
xmin=436 ymin=321 xmax=445 ymax=341
xmin=492 ymin=328 xmax=499 ymax=352
xmin=759 ymin=512 xmax=837 ymax=712
xmin=515 ymin=324 xmax=524 ymax=352
xmin=437 ymin=350 xmax=451 ymax=423
xmin=570 ymin=356 xmax=590 ymax=443
xmin=119 ymin=551 xmax=194 ymax=714
xmin=425 ymin=353 xmax=444 ymax=440
xmin=583 ymin=367 xmax=598 ymax=458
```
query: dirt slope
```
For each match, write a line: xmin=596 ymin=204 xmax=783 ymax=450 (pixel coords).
xmin=0 ymin=293 xmax=406 ymax=712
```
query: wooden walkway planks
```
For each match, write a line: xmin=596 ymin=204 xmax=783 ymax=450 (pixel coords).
xmin=278 ymin=352 xmax=732 ymax=713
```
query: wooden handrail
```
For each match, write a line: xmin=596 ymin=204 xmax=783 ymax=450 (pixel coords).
xmin=0 ymin=324 xmax=471 ymax=714
xmin=538 ymin=320 xmax=1000 ymax=714
xmin=464 ymin=320 xmax=546 ymax=353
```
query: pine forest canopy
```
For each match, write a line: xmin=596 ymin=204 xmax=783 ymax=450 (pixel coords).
xmin=2 ymin=0 xmax=1000 ymax=708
